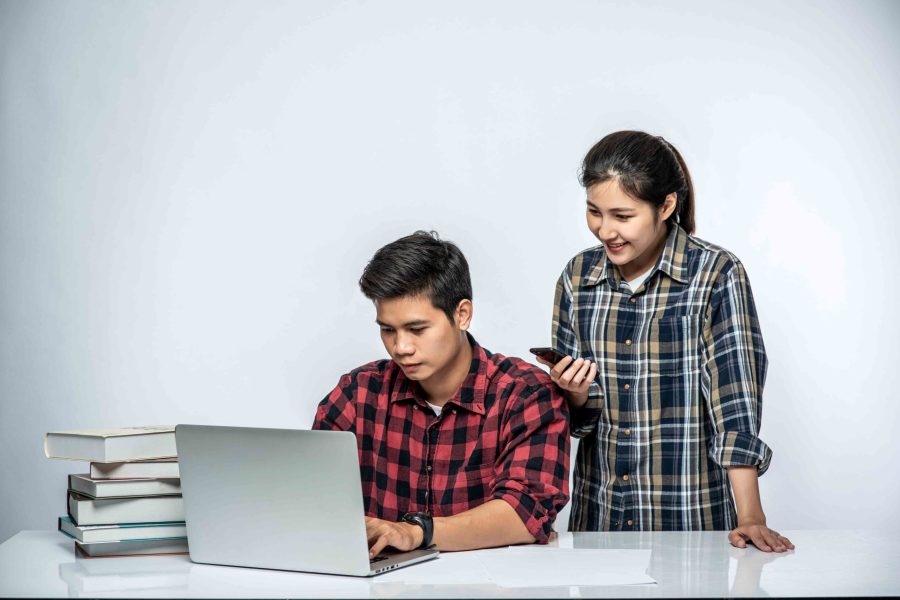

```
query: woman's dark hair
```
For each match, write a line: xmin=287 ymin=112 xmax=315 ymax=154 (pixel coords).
xmin=579 ymin=130 xmax=695 ymax=234
xmin=359 ymin=230 xmax=472 ymax=323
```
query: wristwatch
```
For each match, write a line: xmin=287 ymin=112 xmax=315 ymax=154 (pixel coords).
xmin=400 ymin=512 xmax=434 ymax=548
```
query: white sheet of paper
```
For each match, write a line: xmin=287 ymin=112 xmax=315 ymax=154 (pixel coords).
xmin=485 ymin=548 xmax=656 ymax=587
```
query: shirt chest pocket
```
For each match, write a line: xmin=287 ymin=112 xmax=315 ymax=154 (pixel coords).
xmin=647 ymin=315 xmax=702 ymax=376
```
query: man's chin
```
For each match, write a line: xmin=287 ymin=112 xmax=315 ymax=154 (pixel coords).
xmin=399 ymin=364 xmax=428 ymax=379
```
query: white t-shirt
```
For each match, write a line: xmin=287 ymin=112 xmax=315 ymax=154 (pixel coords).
xmin=627 ymin=267 xmax=654 ymax=292
xmin=425 ymin=401 xmax=443 ymax=416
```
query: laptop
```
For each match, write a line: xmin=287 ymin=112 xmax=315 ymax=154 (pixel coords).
xmin=175 ymin=425 xmax=439 ymax=576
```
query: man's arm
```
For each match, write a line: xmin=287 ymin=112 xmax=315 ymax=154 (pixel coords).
xmin=366 ymin=499 xmax=533 ymax=556
xmin=312 ymin=372 xmax=357 ymax=432
xmin=367 ymin=377 xmax=569 ymax=554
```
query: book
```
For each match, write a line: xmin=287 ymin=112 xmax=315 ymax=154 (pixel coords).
xmin=44 ymin=426 xmax=177 ymax=462
xmin=73 ymin=537 xmax=189 ymax=557
xmin=58 ymin=515 xmax=186 ymax=543
xmin=68 ymin=474 xmax=181 ymax=498
xmin=90 ymin=458 xmax=179 ymax=479
xmin=68 ymin=491 xmax=185 ymax=526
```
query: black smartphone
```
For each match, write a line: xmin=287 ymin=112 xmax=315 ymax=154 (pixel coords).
xmin=529 ymin=347 xmax=569 ymax=365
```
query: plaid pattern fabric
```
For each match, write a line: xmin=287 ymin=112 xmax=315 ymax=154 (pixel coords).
xmin=553 ymin=225 xmax=772 ymax=532
xmin=313 ymin=335 xmax=570 ymax=542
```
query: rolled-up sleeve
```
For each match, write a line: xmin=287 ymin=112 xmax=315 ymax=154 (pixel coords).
xmin=552 ymin=266 xmax=604 ymax=437
xmin=702 ymin=261 xmax=772 ymax=475
xmin=491 ymin=382 xmax=570 ymax=543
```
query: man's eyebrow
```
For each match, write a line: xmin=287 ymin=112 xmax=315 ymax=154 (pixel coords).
xmin=375 ymin=319 xmax=430 ymax=328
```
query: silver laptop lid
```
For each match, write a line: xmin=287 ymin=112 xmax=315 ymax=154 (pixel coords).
xmin=176 ymin=425 xmax=374 ymax=576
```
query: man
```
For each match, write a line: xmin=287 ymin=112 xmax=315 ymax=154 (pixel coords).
xmin=313 ymin=231 xmax=569 ymax=556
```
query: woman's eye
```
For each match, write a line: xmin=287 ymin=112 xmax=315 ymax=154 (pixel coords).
xmin=617 ymin=215 xmax=631 ymax=221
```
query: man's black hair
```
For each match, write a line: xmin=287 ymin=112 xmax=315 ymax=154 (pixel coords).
xmin=359 ymin=230 xmax=472 ymax=323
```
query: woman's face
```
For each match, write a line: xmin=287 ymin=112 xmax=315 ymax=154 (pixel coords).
xmin=586 ymin=179 xmax=676 ymax=280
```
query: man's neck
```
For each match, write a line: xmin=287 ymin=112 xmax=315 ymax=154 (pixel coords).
xmin=420 ymin=335 xmax=473 ymax=407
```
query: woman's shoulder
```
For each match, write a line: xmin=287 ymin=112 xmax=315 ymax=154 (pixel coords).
xmin=560 ymin=244 xmax=606 ymax=277
xmin=682 ymin=232 xmax=748 ymax=279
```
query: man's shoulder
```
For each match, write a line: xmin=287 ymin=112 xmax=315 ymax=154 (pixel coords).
xmin=482 ymin=349 xmax=555 ymax=396
xmin=337 ymin=358 xmax=395 ymax=387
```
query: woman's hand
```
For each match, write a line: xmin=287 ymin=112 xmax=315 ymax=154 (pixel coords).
xmin=535 ymin=355 xmax=597 ymax=409
xmin=729 ymin=521 xmax=794 ymax=553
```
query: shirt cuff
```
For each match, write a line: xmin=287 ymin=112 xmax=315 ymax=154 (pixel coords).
xmin=492 ymin=483 xmax=562 ymax=544
xmin=710 ymin=431 xmax=773 ymax=476
xmin=570 ymin=384 xmax=604 ymax=438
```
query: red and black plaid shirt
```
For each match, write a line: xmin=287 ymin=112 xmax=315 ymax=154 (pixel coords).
xmin=313 ymin=335 xmax=570 ymax=543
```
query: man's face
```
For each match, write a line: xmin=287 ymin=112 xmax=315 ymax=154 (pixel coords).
xmin=375 ymin=295 xmax=467 ymax=384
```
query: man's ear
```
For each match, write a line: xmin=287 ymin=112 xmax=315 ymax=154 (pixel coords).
xmin=454 ymin=299 xmax=473 ymax=331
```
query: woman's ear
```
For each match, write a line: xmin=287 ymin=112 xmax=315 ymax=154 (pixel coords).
xmin=660 ymin=192 xmax=678 ymax=221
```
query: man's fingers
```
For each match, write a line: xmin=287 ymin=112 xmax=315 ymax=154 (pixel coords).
xmin=368 ymin=533 xmax=390 ymax=558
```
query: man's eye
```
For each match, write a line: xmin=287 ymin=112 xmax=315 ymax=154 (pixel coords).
xmin=380 ymin=327 xmax=394 ymax=333
xmin=409 ymin=328 xmax=425 ymax=334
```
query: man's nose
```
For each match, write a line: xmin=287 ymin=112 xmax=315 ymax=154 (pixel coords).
xmin=393 ymin=332 xmax=415 ymax=356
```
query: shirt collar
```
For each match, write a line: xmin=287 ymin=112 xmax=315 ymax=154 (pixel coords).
xmin=390 ymin=332 xmax=487 ymax=415
xmin=582 ymin=224 xmax=690 ymax=288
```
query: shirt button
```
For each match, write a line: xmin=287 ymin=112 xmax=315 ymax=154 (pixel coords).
xmin=413 ymin=405 xmax=419 ymax=410
xmin=623 ymin=383 xmax=631 ymax=390
xmin=630 ymin=297 xmax=637 ymax=304
xmin=627 ymin=519 xmax=634 ymax=526
xmin=624 ymin=339 xmax=632 ymax=346
xmin=426 ymin=465 xmax=432 ymax=472
xmin=622 ymin=474 xmax=630 ymax=481
xmin=623 ymin=428 xmax=631 ymax=436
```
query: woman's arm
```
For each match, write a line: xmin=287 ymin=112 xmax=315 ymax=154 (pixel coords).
xmin=550 ymin=268 xmax=603 ymax=436
xmin=727 ymin=466 xmax=794 ymax=552
xmin=702 ymin=261 xmax=792 ymax=551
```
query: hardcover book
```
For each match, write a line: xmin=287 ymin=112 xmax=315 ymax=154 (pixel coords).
xmin=73 ymin=537 xmax=189 ymax=557
xmin=67 ymin=491 xmax=185 ymax=526
xmin=58 ymin=515 xmax=187 ymax=543
xmin=45 ymin=426 xmax=176 ymax=462
xmin=90 ymin=459 xmax=179 ymax=480
xmin=68 ymin=474 xmax=181 ymax=498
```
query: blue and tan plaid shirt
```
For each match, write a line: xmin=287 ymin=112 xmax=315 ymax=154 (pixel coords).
xmin=553 ymin=224 xmax=772 ymax=531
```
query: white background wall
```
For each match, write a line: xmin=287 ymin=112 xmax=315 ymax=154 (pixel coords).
xmin=1 ymin=0 xmax=898 ymax=544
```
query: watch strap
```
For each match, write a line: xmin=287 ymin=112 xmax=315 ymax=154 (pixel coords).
xmin=401 ymin=512 xmax=434 ymax=548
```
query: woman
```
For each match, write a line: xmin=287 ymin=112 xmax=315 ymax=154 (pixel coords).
xmin=542 ymin=131 xmax=793 ymax=552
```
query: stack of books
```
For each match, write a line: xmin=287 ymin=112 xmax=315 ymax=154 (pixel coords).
xmin=45 ymin=426 xmax=188 ymax=557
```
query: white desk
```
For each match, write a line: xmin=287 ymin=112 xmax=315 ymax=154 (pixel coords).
xmin=1 ymin=530 xmax=898 ymax=598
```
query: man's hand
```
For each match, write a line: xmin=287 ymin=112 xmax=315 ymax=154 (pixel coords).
xmin=729 ymin=522 xmax=794 ymax=553
xmin=365 ymin=517 xmax=423 ymax=558
xmin=535 ymin=355 xmax=596 ymax=409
